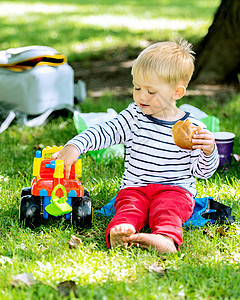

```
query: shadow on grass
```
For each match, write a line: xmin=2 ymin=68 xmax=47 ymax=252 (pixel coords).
xmin=4 ymin=261 xmax=240 ymax=299
xmin=0 ymin=0 xmax=219 ymax=60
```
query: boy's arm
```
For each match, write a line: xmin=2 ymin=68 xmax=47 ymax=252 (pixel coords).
xmin=190 ymin=129 xmax=219 ymax=178
xmin=66 ymin=105 xmax=133 ymax=153
xmin=52 ymin=103 xmax=135 ymax=178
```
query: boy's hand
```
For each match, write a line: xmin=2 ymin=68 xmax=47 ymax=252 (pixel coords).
xmin=51 ymin=145 xmax=80 ymax=179
xmin=192 ymin=129 xmax=215 ymax=156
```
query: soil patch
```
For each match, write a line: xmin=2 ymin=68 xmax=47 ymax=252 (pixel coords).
xmin=70 ymin=58 xmax=133 ymax=99
xmin=69 ymin=58 xmax=239 ymax=100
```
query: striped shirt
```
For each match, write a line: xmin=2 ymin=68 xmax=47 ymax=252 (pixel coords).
xmin=67 ymin=103 xmax=219 ymax=196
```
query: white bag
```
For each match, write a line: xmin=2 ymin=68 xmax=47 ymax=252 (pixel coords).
xmin=0 ymin=46 xmax=75 ymax=132
xmin=0 ymin=64 xmax=74 ymax=115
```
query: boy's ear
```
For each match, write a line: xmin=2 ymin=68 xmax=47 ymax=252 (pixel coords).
xmin=173 ymin=85 xmax=186 ymax=100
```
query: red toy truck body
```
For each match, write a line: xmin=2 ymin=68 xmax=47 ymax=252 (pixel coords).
xmin=19 ymin=146 xmax=92 ymax=228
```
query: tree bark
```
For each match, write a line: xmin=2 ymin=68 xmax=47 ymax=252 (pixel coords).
xmin=192 ymin=0 xmax=240 ymax=84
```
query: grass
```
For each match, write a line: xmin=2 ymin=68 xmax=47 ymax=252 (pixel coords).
xmin=0 ymin=0 xmax=221 ymax=61
xmin=0 ymin=92 xmax=240 ymax=299
xmin=1 ymin=0 xmax=240 ymax=299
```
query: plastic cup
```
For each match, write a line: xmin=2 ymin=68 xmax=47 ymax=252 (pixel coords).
xmin=213 ymin=132 xmax=235 ymax=169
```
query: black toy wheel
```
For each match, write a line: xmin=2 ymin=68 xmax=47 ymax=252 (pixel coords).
xmin=71 ymin=193 xmax=92 ymax=228
xmin=21 ymin=187 xmax=32 ymax=197
xmin=83 ymin=189 xmax=90 ymax=198
xmin=19 ymin=195 xmax=41 ymax=228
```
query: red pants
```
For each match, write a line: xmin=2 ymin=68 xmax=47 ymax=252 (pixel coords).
xmin=105 ymin=184 xmax=194 ymax=248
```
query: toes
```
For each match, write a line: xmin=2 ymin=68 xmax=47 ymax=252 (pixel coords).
xmin=110 ymin=225 xmax=123 ymax=236
xmin=126 ymin=225 xmax=135 ymax=234
xmin=111 ymin=224 xmax=135 ymax=236
xmin=115 ymin=225 xmax=126 ymax=235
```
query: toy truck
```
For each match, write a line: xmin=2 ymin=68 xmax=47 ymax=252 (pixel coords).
xmin=19 ymin=145 xmax=92 ymax=228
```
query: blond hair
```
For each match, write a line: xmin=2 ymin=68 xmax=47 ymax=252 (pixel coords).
xmin=131 ymin=39 xmax=195 ymax=87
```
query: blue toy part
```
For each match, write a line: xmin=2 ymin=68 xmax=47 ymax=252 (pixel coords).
xmin=35 ymin=150 xmax=42 ymax=158
xmin=61 ymin=190 xmax=76 ymax=220
xmin=45 ymin=160 xmax=55 ymax=169
xmin=39 ymin=189 xmax=48 ymax=196
xmin=68 ymin=190 xmax=77 ymax=197
xmin=65 ymin=197 xmax=72 ymax=220
xmin=42 ymin=196 xmax=51 ymax=219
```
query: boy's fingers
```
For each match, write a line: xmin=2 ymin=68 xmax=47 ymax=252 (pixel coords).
xmin=51 ymin=152 xmax=59 ymax=160
xmin=65 ymin=164 xmax=71 ymax=179
xmin=193 ymin=133 xmax=212 ymax=139
xmin=192 ymin=139 xmax=211 ymax=145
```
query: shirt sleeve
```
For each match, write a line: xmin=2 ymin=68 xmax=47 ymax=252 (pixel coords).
xmin=65 ymin=103 xmax=135 ymax=154
xmin=190 ymin=145 xmax=219 ymax=179
xmin=187 ymin=114 xmax=219 ymax=178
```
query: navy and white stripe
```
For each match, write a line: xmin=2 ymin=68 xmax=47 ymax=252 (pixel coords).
xmin=67 ymin=103 xmax=219 ymax=196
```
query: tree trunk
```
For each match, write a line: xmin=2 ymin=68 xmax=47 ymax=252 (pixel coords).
xmin=192 ymin=0 xmax=240 ymax=84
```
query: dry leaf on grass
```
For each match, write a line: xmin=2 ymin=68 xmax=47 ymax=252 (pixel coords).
xmin=203 ymin=228 xmax=215 ymax=239
xmin=233 ymin=154 xmax=240 ymax=162
xmin=0 ymin=255 xmax=13 ymax=266
xmin=57 ymin=280 xmax=78 ymax=298
xmin=203 ymin=225 xmax=237 ymax=238
xmin=144 ymin=262 xmax=167 ymax=277
xmin=216 ymin=226 xmax=227 ymax=236
xmin=67 ymin=235 xmax=82 ymax=249
xmin=11 ymin=273 xmax=37 ymax=287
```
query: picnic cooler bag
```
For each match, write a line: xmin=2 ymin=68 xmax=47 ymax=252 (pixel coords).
xmin=0 ymin=46 xmax=74 ymax=130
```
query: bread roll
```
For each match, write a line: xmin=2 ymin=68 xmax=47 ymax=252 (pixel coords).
xmin=172 ymin=119 xmax=202 ymax=150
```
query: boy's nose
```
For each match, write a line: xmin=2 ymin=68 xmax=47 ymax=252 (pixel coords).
xmin=139 ymin=90 xmax=148 ymax=101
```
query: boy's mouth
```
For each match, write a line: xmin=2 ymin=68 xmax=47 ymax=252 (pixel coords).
xmin=140 ymin=103 xmax=149 ymax=108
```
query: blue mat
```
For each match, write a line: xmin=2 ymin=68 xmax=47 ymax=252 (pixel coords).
xmin=97 ymin=196 xmax=234 ymax=228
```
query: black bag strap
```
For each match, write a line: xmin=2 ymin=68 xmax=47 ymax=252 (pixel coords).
xmin=201 ymin=198 xmax=235 ymax=225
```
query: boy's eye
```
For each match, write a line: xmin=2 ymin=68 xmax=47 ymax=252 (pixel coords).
xmin=134 ymin=87 xmax=141 ymax=91
xmin=148 ymin=90 xmax=156 ymax=95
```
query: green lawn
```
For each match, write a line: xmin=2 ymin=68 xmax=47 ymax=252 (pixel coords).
xmin=1 ymin=0 xmax=240 ymax=299
xmin=0 ymin=0 xmax=220 ymax=60
xmin=0 ymin=93 xmax=240 ymax=299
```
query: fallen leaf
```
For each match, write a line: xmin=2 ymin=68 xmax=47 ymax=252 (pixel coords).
xmin=233 ymin=154 xmax=240 ymax=162
xmin=144 ymin=262 xmax=167 ymax=277
xmin=11 ymin=273 xmax=37 ymax=287
xmin=204 ymin=226 xmax=230 ymax=238
xmin=0 ymin=255 xmax=13 ymax=266
xmin=216 ymin=226 xmax=227 ymax=236
xmin=203 ymin=228 xmax=214 ymax=239
xmin=57 ymin=280 xmax=78 ymax=298
xmin=67 ymin=235 xmax=82 ymax=249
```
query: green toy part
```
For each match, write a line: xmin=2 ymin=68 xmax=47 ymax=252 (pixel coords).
xmin=45 ymin=184 xmax=72 ymax=216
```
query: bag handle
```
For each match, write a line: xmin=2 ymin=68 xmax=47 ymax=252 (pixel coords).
xmin=201 ymin=198 xmax=235 ymax=224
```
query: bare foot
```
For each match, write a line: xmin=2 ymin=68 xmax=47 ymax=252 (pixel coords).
xmin=122 ymin=233 xmax=177 ymax=253
xmin=110 ymin=224 xmax=136 ymax=248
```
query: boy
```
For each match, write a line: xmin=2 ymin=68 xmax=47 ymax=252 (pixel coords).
xmin=52 ymin=40 xmax=219 ymax=253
